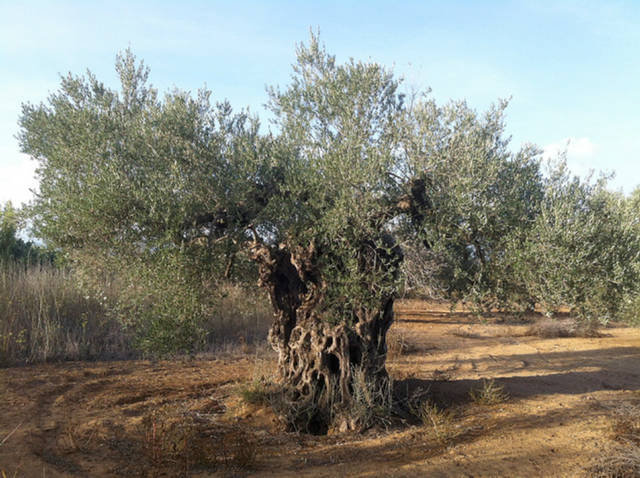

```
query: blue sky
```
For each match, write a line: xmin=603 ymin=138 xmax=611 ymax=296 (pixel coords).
xmin=1 ymin=0 xmax=639 ymax=206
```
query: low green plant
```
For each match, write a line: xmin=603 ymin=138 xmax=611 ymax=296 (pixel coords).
xmin=240 ymin=379 xmax=271 ymax=407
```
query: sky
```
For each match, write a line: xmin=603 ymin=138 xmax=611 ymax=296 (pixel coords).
xmin=1 ymin=0 xmax=639 ymax=207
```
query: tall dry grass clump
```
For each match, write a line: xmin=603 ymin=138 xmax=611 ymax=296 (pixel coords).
xmin=0 ymin=261 xmax=274 ymax=365
xmin=0 ymin=262 xmax=130 ymax=366
xmin=203 ymin=283 xmax=272 ymax=351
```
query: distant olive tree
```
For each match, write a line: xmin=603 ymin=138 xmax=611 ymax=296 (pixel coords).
xmin=0 ymin=202 xmax=51 ymax=265
xmin=507 ymin=158 xmax=640 ymax=325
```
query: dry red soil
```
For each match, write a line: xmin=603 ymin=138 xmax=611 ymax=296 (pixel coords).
xmin=1 ymin=300 xmax=639 ymax=477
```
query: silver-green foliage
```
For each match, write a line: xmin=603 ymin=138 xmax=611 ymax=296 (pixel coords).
xmin=399 ymin=97 xmax=544 ymax=309
xmin=19 ymin=50 xmax=269 ymax=353
xmin=509 ymin=158 xmax=640 ymax=324
xmin=264 ymin=36 xmax=407 ymax=316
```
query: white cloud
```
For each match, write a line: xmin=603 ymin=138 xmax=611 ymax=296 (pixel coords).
xmin=542 ymin=136 xmax=599 ymax=159
xmin=569 ymin=137 xmax=599 ymax=156
xmin=0 ymin=153 xmax=38 ymax=207
xmin=541 ymin=137 xmax=604 ymax=182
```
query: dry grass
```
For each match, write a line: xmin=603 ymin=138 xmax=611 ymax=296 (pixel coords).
xmin=387 ymin=324 xmax=414 ymax=357
xmin=203 ymin=283 xmax=272 ymax=350
xmin=137 ymin=406 xmax=258 ymax=473
xmin=586 ymin=442 xmax=640 ymax=478
xmin=448 ymin=327 xmax=483 ymax=339
xmin=0 ymin=263 xmax=273 ymax=366
xmin=610 ymin=403 xmax=640 ymax=444
xmin=526 ymin=317 xmax=602 ymax=339
xmin=0 ymin=422 xmax=24 ymax=478
xmin=583 ymin=402 xmax=640 ymax=478
xmin=0 ymin=263 xmax=129 ymax=365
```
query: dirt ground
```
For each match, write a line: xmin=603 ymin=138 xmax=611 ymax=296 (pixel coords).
xmin=1 ymin=300 xmax=639 ymax=477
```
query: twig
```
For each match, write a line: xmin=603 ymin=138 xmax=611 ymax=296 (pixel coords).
xmin=0 ymin=421 xmax=23 ymax=447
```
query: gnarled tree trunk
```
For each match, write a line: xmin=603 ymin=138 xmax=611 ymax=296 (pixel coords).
xmin=250 ymin=239 xmax=401 ymax=434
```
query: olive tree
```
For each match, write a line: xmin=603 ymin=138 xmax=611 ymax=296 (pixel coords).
xmin=507 ymin=158 xmax=640 ymax=324
xmin=19 ymin=36 xmax=541 ymax=431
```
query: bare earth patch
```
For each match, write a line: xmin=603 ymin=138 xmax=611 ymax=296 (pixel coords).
xmin=1 ymin=300 xmax=639 ymax=477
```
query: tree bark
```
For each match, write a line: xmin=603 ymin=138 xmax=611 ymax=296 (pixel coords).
xmin=249 ymin=239 xmax=399 ymax=434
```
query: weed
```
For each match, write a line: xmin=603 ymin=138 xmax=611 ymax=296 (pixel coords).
xmin=469 ymin=378 xmax=508 ymax=406
xmin=582 ymin=401 xmax=640 ymax=478
xmin=526 ymin=317 xmax=602 ymax=339
xmin=417 ymin=400 xmax=458 ymax=445
xmin=610 ymin=402 xmax=640 ymax=445
xmin=585 ymin=442 xmax=640 ymax=478
xmin=387 ymin=325 xmax=412 ymax=357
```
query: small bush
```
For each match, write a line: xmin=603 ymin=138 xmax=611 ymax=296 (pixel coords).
xmin=417 ymin=400 xmax=458 ymax=445
xmin=469 ymin=379 xmax=508 ymax=406
xmin=240 ymin=380 xmax=271 ymax=407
